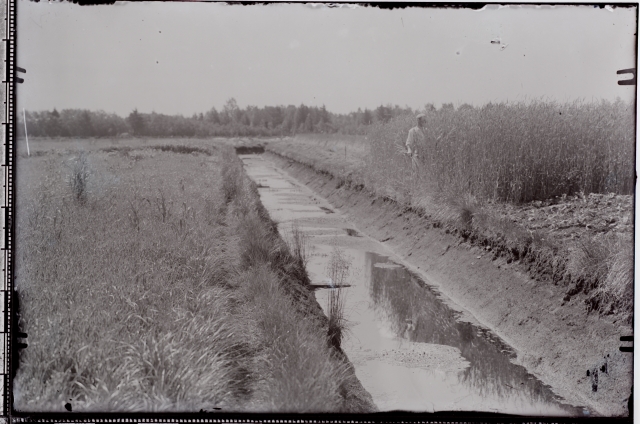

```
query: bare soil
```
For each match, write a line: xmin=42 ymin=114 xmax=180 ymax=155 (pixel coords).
xmin=264 ymin=150 xmax=633 ymax=417
xmin=492 ymin=193 xmax=633 ymax=242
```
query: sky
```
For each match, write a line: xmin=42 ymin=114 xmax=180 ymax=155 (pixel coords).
xmin=17 ymin=1 xmax=637 ymax=116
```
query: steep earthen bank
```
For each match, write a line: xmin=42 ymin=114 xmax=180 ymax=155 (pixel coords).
xmin=264 ymin=150 xmax=633 ymax=417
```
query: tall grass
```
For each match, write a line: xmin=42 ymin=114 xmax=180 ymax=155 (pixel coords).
xmin=325 ymin=245 xmax=351 ymax=351
xmin=15 ymin=149 xmax=248 ymax=411
xmin=284 ymin=220 xmax=309 ymax=270
xmin=365 ymin=99 xmax=634 ymax=204
xmin=567 ymin=233 xmax=634 ymax=321
xmin=66 ymin=152 xmax=91 ymax=202
xmin=237 ymin=265 xmax=349 ymax=412
xmin=14 ymin=144 xmax=358 ymax=411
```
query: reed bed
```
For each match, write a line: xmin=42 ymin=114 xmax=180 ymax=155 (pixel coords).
xmin=365 ymin=99 xmax=634 ymax=204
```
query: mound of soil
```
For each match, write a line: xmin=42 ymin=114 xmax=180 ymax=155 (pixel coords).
xmin=493 ymin=193 xmax=633 ymax=242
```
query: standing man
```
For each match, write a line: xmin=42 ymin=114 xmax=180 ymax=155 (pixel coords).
xmin=406 ymin=114 xmax=427 ymax=171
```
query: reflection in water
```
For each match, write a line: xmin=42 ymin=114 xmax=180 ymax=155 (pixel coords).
xmin=365 ymin=252 xmax=586 ymax=416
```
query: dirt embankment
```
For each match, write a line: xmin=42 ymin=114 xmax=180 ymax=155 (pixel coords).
xmin=264 ymin=150 xmax=633 ymax=417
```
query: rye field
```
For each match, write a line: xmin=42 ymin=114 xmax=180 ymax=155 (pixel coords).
xmin=365 ymin=100 xmax=634 ymax=203
xmin=13 ymin=138 xmax=364 ymax=412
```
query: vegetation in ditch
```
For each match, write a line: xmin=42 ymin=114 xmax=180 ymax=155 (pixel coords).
xmin=14 ymin=140 xmax=367 ymax=412
xmin=325 ymin=245 xmax=351 ymax=352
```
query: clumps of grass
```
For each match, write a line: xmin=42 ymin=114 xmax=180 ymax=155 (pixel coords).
xmin=325 ymin=245 xmax=351 ymax=351
xmin=222 ymin=148 xmax=310 ymax=286
xmin=237 ymin=265 xmax=349 ymax=412
xmin=152 ymin=188 xmax=173 ymax=223
xmin=82 ymin=288 xmax=247 ymax=412
xmin=67 ymin=152 xmax=91 ymax=202
xmin=221 ymin=147 xmax=245 ymax=204
xmin=14 ymin=148 xmax=253 ymax=411
xmin=100 ymin=144 xmax=213 ymax=157
xmin=100 ymin=146 xmax=132 ymax=154
xmin=150 ymin=145 xmax=212 ymax=156
xmin=284 ymin=220 xmax=309 ymax=270
xmin=567 ymin=233 xmax=633 ymax=321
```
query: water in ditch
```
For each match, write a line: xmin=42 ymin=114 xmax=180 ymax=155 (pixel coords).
xmin=239 ymin=153 xmax=589 ymax=417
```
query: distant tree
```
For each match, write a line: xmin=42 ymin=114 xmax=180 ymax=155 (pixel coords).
xmin=424 ymin=103 xmax=437 ymax=113
xmin=222 ymin=98 xmax=240 ymax=124
xmin=319 ymin=105 xmax=330 ymax=124
xmin=45 ymin=109 xmax=63 ymax=136
xmin=293 ymin=104 xmax=309 ymax=132
xmin=127 ymin=109 xmax=146 ymax=136
xmin=79 ymin=110 xmax=95 ymax=137
xmin=304 ymin=113 xmax=313 ymax=132
xmin=281 ymin=106 xmax=296 ymax=134
xmin=375 ymin=105 xmax=393 ymax=123
xmin=205 ymin=107 xmax=220 ymax=124
xmin=91 ymin=110 xmax=122 ymax=136
xmin=265 ymin=106 xmax=284 ymax=128
xmin=240 ymin=111 xmax=250 ymax=126
xmin=362 ymin=109 xmax=373 ymax=125
xmin=246 ymin=106 xmax=259 ymax=127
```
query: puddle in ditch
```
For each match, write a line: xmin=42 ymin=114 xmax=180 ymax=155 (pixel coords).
xmin=239 ymin=154 xmax=589 ymax=416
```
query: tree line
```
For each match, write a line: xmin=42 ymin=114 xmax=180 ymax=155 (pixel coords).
xmin=18 ymin=98 xmax=418 ymax=138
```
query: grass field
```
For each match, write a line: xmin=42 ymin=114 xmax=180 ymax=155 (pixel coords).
xmin=266 ymin=99 xmax=635 ymax=322
xmin=13 ymin=138 xmax=362 ymax=412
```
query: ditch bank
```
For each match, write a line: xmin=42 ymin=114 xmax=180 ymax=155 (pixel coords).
xmin=263 ymin=149 xmax=633 ymax=417
xmin=230 ymin=152 xmax=376 ymax=413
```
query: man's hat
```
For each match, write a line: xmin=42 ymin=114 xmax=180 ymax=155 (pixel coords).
xmin=416 ymin=113 xmax=426 ymax=119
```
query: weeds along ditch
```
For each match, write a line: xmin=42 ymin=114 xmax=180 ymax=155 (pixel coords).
xmin=14 ymin=140 xmax=364 ymax=412
xmin=267 ymin=99 xmax=634 ymax=322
